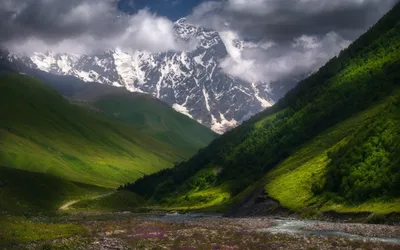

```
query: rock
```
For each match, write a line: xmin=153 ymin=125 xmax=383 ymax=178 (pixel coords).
xmin=226 ymin=188 xmax=292 ymax=217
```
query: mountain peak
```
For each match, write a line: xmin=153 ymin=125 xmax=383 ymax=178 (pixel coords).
xmin=7 ymin=24 xmax=291 ymax=133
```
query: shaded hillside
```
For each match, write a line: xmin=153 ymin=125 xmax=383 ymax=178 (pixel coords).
xmin=0 ymin=166 xmax=110 ymax=212
xmin=124 ymin=3 xmax=400 ymax=213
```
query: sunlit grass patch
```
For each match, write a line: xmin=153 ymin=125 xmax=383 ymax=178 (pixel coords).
xmin=321 ymin=198 xmax=400 ymax=214
xmin=0 ymin=216 xmax=85 ymax=247
xmin=150 ymin=184 xmax=232 ymax=211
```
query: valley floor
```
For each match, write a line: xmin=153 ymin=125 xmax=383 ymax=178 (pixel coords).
xmin=1 ymin=213 xmax=400 ymax=250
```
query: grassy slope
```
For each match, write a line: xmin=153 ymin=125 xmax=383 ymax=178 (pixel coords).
xmin=260 ymin=22 xmax=400 ymax=214
xmin=32 ymin=73 xmax=217 ymax=159
xmin=265 ymin=90 xmax=400 ymax=214
xmin=92 ymin=94 xmax=217 ymax=158
xmin=0 ymin=74 xmax=189 ymax=188
xmin=126 ymin=3 xmax=400 ymax=214
xmin=0 ymin=215 xmax=85 ymax=248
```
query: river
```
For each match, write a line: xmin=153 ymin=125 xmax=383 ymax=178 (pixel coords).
xmin=152 ymin=213 xmax=400 ymax=245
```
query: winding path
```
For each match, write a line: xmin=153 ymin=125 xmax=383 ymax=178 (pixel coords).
xmin=59 ymin=192 xmax=115 ymax=211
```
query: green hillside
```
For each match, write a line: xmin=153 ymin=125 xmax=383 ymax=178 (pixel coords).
xmin=90 ymin=93 xmax=216 ymax=158
xmin=265 ymin=91 xmax=400 ymax=214
xmin=28 ymin=72 xmax=217 ymax=158
xmin=0 ymin=74 xmax=210 ymax=190
xmin=125 ymin=3 xmax=400 ymax=214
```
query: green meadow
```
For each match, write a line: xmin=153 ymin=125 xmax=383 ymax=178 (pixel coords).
xmin=0 ymin=74 xmax=214 ymax=212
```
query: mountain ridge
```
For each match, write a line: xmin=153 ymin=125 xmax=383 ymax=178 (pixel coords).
xmin=6 ymin=19 xmax=298 ymax=133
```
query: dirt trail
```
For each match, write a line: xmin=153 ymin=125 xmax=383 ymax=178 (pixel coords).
xmin=59 ymin=192 xmax=115 ymax=211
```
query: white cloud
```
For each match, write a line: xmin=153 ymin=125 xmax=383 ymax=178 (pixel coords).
xmin=219 ymin=31 xmax=351 ymax=83
xmin=188 ymin=0 xmax=395 ymax=84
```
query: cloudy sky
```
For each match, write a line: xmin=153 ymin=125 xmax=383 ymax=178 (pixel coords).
xmin=0 ymin=0 xmax=398 ymax=83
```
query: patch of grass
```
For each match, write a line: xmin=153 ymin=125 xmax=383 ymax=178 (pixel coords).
xmin=173 ymin=185 xmax=231 ymax=210
xmin=0 ymin=215 xmax=85 ymax=248
xmin=150 ymin=183 xmax=232 ymax=212
xmin=321 ymin=198 xmax=400 ymax=214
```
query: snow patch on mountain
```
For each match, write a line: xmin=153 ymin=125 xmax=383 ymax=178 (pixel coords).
xmin=211 ymin=113 xmax=238 ymax=134
xmin=252 ymin=82 xmax=273 ymax=108
xmin=31 ymin=52 xmax=78 ymax=74
xmin=6 ymin=19 xmax=296 ymax=134
xmin=172 ymin=103 xmax=193 ymax=119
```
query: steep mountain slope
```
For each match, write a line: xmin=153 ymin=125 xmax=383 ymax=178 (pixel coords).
xmin=264 ymin=91 xmax=400 ymax=215
xmin=0 ymin=74 xmax=212 ymax=188
xmin=6 ymin=19 xmax=297 ymax=133
xmin=125 ymin=3 xmax=400 ymax=213
xmin=13 ymin=70 xmax=218 ymax=158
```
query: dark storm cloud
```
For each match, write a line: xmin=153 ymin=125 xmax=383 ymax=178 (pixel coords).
xmin=187 ymin=0 xmax=398 ymax=83
xmin=226 ymin=0 xmax=398 ymax=41
xmin=0 ymin=0 xmax=116 ymax=42
xmin=0 ymin=0 xmax=188 ymax=54
xmin=190 ymin=0 xmax=398 ymax=41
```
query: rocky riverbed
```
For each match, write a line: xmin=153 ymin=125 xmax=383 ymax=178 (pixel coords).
xmin=3 ymin=213 xmax=400 ymax=249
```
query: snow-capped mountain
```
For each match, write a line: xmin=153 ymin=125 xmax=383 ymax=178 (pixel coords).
xmin=7 ymin=19 xmax=296 ymax=133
